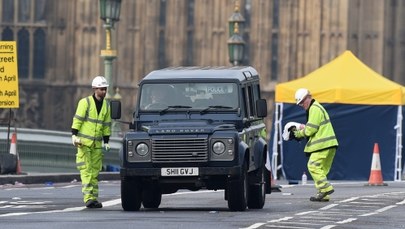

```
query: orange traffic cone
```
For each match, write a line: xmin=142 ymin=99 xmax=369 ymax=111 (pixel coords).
xmin=366 ymin=143 xmax=387 ymax=186
xmin=9 ymin=132 xmax=22 ymax=174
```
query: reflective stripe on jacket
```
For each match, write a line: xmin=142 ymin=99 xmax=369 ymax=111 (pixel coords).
xmin=71 ymin=96 xmax=111 ymax=148
xmin=302 ymin=100 xmax=338 ymax=153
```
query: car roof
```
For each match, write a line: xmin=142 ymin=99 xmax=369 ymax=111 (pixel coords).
xmin=142 ymin=66 xmax=259 ymax=82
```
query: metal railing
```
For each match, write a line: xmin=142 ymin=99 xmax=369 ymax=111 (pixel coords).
xmin=0 ymin=127 xmax=122 ymax=173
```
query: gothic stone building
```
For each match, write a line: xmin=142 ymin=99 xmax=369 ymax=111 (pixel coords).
xmin=1 ymin=0 xmax=405 ymax=135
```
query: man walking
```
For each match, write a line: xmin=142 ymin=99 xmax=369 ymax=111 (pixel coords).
xmin=293 ymin=88 xmax=338 ymax=202
xmin=71 ymin=76 xmax=111 ymax=208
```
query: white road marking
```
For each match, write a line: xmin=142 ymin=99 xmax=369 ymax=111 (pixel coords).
xmin=0 ymin=212 xmax=30 ymax=217
xmin=320 ymin=204 xmax=338 ymax=210
xmin=239 ymin=222 xmax=266 ymax=229
xmin=336 ymin=218 xmax=357 ymax=224
xmin=2 ymin=181 xmax=405 ymax=229
xmin=102 ymin=198 xmax=121 ymax=207
xmin=359 ymin=205 xmax=397 ymax=216
xmin=166 ymin=190 xmax=220 ymax=196
xmin=264 ymin=225 xmax=311 ymax=229
xmin=295 ymin=211 xmax=318 ymax=215
xmin=0 ymin=189 xmax=219 ymax=217
xmin=320 ymin=225 xmax=336 ymax=229
xmin=338 ymin=197 xmax=359 ymax=203
xmin=60 ymin=185 xmax=81 ymax=189
xmin=244 ymin=190 xmax=405 ymax=229
xmin=266 ymin=216 xmax=293 ymax=223
xmin=396 ymin=199 xmax=405 ymax=205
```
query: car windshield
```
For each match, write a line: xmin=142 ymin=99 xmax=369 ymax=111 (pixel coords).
xmin=139 ymin=82 xmax=238 ymax=111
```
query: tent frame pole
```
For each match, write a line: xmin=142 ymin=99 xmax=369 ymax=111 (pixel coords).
xmin=395 ymin=105 xmax=403 ymax=181
xmin=271 ymin=102 xmax=284 ymax=181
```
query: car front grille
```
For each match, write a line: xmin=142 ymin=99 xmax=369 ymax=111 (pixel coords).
xmin=151 ymin=138 xmax=208 ymax=163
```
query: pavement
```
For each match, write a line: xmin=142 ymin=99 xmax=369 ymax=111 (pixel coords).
xmin=0 ymin=172 xmax=120 ymax=185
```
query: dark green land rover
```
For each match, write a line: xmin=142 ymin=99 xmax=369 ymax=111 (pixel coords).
xmin=111 ymin=66 xmax=271 ymax=211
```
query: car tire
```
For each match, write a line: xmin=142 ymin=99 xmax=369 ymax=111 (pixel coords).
xmin=247 ymin=158 xmax=266 ymax=209
xmin=142 ymin=183 xmax=162 ymax=208
xmin=121 ymin=176 xmax=142 ymax=211
xmin=227 ymin=163 xmax=248 ymax=211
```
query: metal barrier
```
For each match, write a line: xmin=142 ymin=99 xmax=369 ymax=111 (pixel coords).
xmin=0 ymin=127 xmax=122 ymax=173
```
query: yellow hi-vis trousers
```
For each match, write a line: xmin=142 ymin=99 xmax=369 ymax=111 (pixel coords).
xmin=307 ymin=147 xmax=336 ymax=194
xmin=76 ymin=145 xmax=103 ymax=203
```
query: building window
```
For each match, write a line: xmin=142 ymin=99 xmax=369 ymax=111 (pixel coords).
xmin=0 ymin=0 xmax=48 ymax=80
xmin=34 ymin=29 xmax=46 ymax=79
xmin=2 ymin=27 xmax=13 ymax=40
xmin=18 ymin=0 xmax=31 ymax=23
xmin=35 ymin=0 xmax=47 ymax=22
xmin=17 ymin=28 xmax=29 ymax=79
xmin=2 ymin=0 xmax=14 ymax=22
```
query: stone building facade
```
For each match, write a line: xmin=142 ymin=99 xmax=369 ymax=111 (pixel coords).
xmin=1 ymin=0 xmax=405 ymax=135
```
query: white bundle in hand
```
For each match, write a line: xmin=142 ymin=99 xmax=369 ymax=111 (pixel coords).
xmin=282 ymin=122 xmax=304 ymax=141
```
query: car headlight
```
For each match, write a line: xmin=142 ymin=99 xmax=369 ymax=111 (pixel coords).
xmin=212 ymin=141 xmax=226 ymax=155
xmin=136 ymin=143 xmax=149 ymax=156
xmin=210 ymin=138 xmax=235 ymax=161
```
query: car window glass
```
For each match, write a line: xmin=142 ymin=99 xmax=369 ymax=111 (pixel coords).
xmin=139 ymin=83 xmax=238 ymax=110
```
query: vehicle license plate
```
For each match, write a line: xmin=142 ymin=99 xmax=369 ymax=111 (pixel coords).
xmin=161 ymin=167 xmax=199 ymax=176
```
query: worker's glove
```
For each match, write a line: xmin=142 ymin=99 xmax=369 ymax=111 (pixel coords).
xmin=293 ymin=130 xmax=305 ymax=139
xmin=282 ymin=122 xmax=304 ymax=141
xmin=71 ymin=135 xmax=82 ymax=147
xmin=104 ymin=143 xmax=111 ymax=152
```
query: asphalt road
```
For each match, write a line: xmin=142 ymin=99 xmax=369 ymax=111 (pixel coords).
xmin=0 ymin=172 xmax=119 ymax=185
xmin=1 ymin=177 xmax=405 ymax=229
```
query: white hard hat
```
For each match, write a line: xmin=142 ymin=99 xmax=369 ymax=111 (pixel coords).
xmin=92 ymin=76 xmax=109 ymax=88
xmin=295 ymin=88 xmax=309 ymax=105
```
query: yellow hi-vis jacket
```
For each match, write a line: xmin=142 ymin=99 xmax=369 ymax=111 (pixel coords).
xmin=296 ymin=100 xmax=338 ymax=153
xmin=71 ymin=95 xmax=111 ymax=148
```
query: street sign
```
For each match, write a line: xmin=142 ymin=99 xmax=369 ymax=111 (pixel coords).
xmin=0 ymin=41 xmax=19 ymax=108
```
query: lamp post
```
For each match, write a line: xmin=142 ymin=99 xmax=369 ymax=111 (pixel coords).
xmin=227 ymin=0 xmax=245 ymax=66
xmin=99 ymin=0 xmax=122 ymax=99
xmin=227 ymin=22 xmax=245 ymax=66
xmin=228 ymin=0 xmax=245 ymax=37
xmin=99 ymin=0 xmax=122 ymax=136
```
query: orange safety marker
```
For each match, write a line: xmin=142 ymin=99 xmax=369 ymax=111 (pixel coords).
xmin=366 ymin=143 xmax=387 ymax=186
xmin=9 ymin=132 xmax=22 ymax=174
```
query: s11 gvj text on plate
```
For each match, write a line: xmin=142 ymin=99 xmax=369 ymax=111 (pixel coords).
xmin=161 ymin=167 xmax=199 ymax=176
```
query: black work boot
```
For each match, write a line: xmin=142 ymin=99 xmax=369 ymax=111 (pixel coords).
xmin=310 ymin=189 xmax=334 ymax=202
xmin=86 ymin=200 xmax=103 ymax=208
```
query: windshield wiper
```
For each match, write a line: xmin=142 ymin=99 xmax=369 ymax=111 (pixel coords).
xmin=159 ymin=105 xmax=192 ymax=115
xmin=200 ymin=105 xmax=233 ymax=115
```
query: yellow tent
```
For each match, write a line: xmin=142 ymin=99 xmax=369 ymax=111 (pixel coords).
xmin=275 ymin=50 xmax=405 ymax=105
xmin=270 ymin=50 xmax=405 ymax=181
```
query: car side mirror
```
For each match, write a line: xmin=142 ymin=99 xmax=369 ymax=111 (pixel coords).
xmin=256 ymin=99 xmax=267 ymax=118
xmin=110 ymin=100 xmax=121 ymax=119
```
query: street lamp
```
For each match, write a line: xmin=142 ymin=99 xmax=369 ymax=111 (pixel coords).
xmin=99 ymin=0 xmax=122 ymax=99
xmin=99 ymin=0 xmax=122 ymax=136
xmin=228 ymin=0 xmax=245 ymax=66
xmin=228 ymin=0 xmax=245 ymax=37
xmin=227 ymin=22 xmax=245 ymax=66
